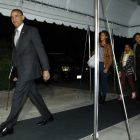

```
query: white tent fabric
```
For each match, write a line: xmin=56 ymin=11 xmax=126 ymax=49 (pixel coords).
xmin=0 ymin=0 xmax=140 ymax=38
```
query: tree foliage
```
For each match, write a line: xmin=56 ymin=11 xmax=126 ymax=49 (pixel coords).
xmin=0 ymin=40 xmax=13 ymax=90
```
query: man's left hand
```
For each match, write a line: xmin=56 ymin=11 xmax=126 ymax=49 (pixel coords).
xmin=43 ymin=71 xmax=50 ymax=82
xmin=13 ymin=77 xmax=18 ymax=82
xmin=103 ymin=68 xmax=108 ymax=73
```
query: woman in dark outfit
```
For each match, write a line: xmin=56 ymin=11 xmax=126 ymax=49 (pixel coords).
xmin=133 ymin=33 xmax=140 ymax=103
xmin=92 ymin=30 xmax=113 ymax=104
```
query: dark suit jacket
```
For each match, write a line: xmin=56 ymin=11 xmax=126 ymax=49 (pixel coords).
xmin=12 ymin=24 xmax=50 ymax=81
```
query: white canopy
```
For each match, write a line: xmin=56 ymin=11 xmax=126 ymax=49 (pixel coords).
xmin=0 ymin=0 xmax=140 ymax=38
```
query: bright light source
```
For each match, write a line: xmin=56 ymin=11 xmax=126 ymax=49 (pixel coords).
xmin=77 ymin=75 xmax=82 ymax=79
xmin=62 ymin=66 xmax=70 ymax=71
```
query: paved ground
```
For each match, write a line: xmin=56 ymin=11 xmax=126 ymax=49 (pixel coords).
xmin=0 ymin=84 xmax=118 ymax=123
xmin=0 ymin=78 xmax=139 ymax=140
xmin=47 ymin=76 xmax=135 ymax=95
xmin=80 ymin=114 xmax=140 ymax=140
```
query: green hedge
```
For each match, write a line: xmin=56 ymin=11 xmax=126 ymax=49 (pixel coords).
xmin=0 ymin=40 xmax=14 ymax=91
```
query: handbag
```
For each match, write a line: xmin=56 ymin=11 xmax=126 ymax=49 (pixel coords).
xmin=87 ymin=55 xmax=95 ymax=68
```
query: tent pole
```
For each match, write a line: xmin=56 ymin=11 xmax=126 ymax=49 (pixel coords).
xmin=78 ymin=26 xmax=92 ymax=100
xmin=78 ymin=28 xmax=89 ymax=98
xmin=102 ymin=0 xmax=132 ymax=140
xmin=88 ymin=26 xmax=92 ymax=100
xmin=93 ymin=0 xmax=99 ymax=139
xmin=111 ymin=29 xmax=116 ymax=95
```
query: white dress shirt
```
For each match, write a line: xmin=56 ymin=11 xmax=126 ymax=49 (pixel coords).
xmin=14 ymin=23 xmax=24 ymax=46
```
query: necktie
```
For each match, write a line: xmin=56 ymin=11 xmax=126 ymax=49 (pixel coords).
xmin=14 ymin=29 xmax=20 ymax=48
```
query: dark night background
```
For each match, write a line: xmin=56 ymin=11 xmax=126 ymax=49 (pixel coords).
xmin=0 ymin=13 xmax=134 ymax=61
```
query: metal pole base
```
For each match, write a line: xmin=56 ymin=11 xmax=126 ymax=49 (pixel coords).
xmin=90 ymin=132 xmax=99 ymax=140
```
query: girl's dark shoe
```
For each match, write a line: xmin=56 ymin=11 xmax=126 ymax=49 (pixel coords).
xmin=99 ymin=95 xmax=106 ymax=105
xmin=99 ymin=92 xmax=102 ymax=102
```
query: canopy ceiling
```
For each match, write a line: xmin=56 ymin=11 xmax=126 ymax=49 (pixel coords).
xmin=0 ymin=0 xmax=140 ymax=38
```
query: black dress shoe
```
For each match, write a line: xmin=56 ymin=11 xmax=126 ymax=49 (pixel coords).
xmin=37 ymin=116 xmax=54 ymax=126
xmin=0 ymin=126 xmax=4 ymax=133
xmin=0 ymin=127 xmax=13 ymax=137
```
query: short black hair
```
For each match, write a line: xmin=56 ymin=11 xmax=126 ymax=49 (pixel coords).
xmin=133 ymin=33 xmax=140 ymax=43
xmin=124 ymin=43 xmax=131 ymax=48
xmin=100 ymin=30 xmax=110 ymax=44
xmin=11 ymin=9 xmax=23 ymax=15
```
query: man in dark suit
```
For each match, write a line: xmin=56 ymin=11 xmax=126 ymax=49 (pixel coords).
xmin=0 ymin=9 xmax=53 ymax=137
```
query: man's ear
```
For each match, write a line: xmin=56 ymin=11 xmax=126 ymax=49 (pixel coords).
xmin=22 ymin=15 xmax=25 ymax=21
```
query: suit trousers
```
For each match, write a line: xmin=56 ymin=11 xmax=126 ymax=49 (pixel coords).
xmin=1 ymin=79 xmax=52 ymax=128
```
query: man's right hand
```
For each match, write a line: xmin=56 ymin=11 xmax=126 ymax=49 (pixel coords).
xmin=13 ymin=77 xmax=18 ymax=82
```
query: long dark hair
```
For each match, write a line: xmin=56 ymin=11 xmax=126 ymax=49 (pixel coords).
xmin=100 ymin=30 xmax=110 ymax=44
xmin=133 ymin=33 xmax=140 ymax=43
